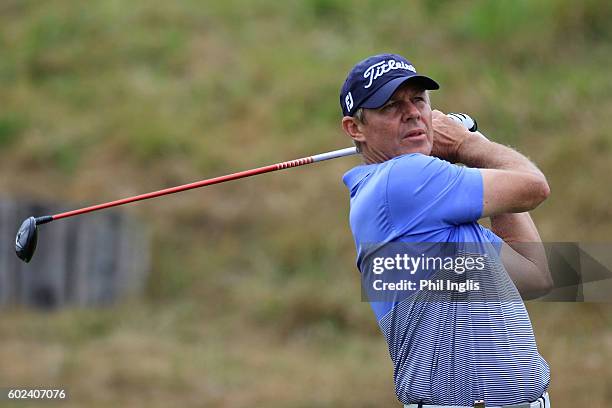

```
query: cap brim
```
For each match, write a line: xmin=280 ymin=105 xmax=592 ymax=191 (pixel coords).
xmin=361 ymin=75 xmax=439 ymax=110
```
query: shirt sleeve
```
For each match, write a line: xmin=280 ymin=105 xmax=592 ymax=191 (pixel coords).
xmin=386 ymin=154 xmax=483 ymax=234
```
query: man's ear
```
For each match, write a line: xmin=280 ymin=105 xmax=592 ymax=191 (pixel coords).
xmin=342 ymin=116 xmax=366 ymax=144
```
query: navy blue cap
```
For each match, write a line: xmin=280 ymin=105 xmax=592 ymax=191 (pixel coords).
xmin=340 ymin=53 xmax=439 ymax=117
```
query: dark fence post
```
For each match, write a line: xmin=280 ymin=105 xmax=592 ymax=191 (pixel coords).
xmin=0 ymin=197 xmax=150 ymax=309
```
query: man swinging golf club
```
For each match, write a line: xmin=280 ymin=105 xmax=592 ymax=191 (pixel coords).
xmin=340 ymin=53 xmax=552 ymax=407
xmin=11 ymin=48 xmax=550 ymax=407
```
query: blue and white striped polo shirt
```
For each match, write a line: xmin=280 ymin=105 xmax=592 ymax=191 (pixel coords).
xmin=343 ymin=153 xmax=550 ymax=406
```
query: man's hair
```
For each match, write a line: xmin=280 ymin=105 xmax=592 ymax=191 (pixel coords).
xmin=352 ymin=108 xmax=366 ymax=153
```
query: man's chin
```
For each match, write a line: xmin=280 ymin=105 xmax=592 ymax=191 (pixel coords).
xmin=398 ymin=141 xmax=433 ymax=157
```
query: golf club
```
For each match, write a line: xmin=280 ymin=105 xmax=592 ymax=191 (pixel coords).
xmin=15 ymin=113 xmax=477 ymax=263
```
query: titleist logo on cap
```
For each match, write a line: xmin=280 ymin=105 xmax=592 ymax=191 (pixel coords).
xmin=363 ymin=59 xmax=416 ymax=89
xmin=339 ymin=53 xmax=438 ymax=116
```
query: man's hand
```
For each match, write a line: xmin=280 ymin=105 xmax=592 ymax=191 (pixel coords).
xmin=431 ymin=110 xmax=472 ymax=163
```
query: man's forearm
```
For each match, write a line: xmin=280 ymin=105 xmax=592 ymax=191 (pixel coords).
xmin=491 ymin=212 xmax=553 ymax=298
xmin=454 ymin=133 xmax=550 ymax=217
xmin=457 ymin=133 xmax=544 ymax=176
xmin=491 ymin=212 xmax=541 ymax=243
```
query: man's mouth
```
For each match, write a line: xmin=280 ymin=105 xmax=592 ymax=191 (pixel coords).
xmin=402 ymin=129 xmax=426 ymax=139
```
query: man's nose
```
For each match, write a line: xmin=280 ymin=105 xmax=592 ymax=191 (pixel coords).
xmin=401 ymin=101 xmax=420 ymax=121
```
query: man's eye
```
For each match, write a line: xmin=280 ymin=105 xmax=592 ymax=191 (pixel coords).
xmin=382 ymin=102 xmax=397 ymax=111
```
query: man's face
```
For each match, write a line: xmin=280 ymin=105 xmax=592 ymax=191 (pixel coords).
xmin=351 ymin=82 xmax=433 ymax=162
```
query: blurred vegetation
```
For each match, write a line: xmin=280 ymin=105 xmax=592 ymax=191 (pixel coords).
xmin=1 ymin=0 xmax=612 ymax=406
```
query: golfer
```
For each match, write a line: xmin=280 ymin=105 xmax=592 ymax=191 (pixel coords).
xmin=340 ymin=54 xmax=552 ymax=407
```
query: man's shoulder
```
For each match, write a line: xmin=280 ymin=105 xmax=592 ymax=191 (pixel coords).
xmin=385 ymin=153 xmax=457 ymax=189
xmin=388 ymin=153 xmax=448 ymax=172
xmin=342 ymin=153 xmax=452 ymax=191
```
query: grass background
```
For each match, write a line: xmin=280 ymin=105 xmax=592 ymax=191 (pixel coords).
xmin=1 ymin=0 xmax=612 ymax=406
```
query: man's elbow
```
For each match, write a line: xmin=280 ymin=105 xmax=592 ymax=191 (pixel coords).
xmin=523 ymin=279 xmax=553 ymax=300
xmin=538 ymin=176 xmax=551 ymax=202
xmin=525 ymin=174 xmax=550 ymax=210
xmin=522 ymin=266 xmax=554 ymax=300
xmin=536 ymin=270 xmax=554 ymax=296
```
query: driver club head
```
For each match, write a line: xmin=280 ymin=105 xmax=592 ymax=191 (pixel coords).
xmin=15 ymin=216 xmax=39 ymax=263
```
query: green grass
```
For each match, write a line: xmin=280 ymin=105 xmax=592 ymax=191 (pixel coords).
xmin=1 ymin=0 xmax=612 ymax=406
xmin=0 ymin=113 xmax=27 ymax=147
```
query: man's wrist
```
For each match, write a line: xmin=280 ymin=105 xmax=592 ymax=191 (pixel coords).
xmin=455 ymin=132 xmax=492 ymax=166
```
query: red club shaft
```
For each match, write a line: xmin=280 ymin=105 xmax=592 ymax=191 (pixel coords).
xmin=50 ymin=147 xmax=358 ymax=221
